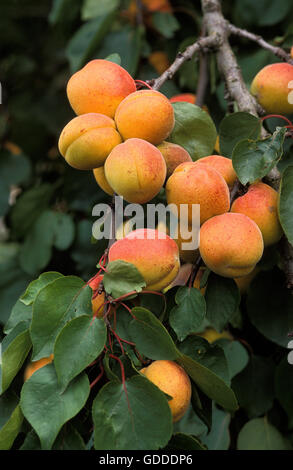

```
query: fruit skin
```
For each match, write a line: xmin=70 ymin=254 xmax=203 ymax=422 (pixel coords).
xmin=198 ymin=328 xmax=233 ymax=343
xmin=230 ymin=182 xmax=283 ymax=247
xmin=104 ymin=138 xmax=167 ymax=204
xmin=193 ymin=266 xmax=207 ymax=294
xmin=24 ymin=355 xmax=54 ymax=381
xmin=194 ymin=155 xmax=237 ymax=188
xmin=93 ymin=167 xmax=114 ymax=196
xmin=157 ymin=141 xmax=192 ymax=179
xmin=149 ymin=51 xmax=170 ymax=74
xmin=89 ymin=275 xmax=105 ymax=318
xmin=108 ymin=228 xmax=180 ymax=291
xmin=199 ymin=213 xmax=264 ymax=278
xmin=166 ymin=162 xmax=230 ymax=226
xmin=291 ymin=46 xmax=293 ymax=59
xmin=66 ymin=59 xmax=136 ymax=118
xmin=114 ymin=90 xmax=175 ymax=145
xmin=250 ymin=63 xmax=293 ymax=114
xmin=141 ymin=360 xmax=191 ymax=422
xmin=58 ymin=113 xmax=122 ymax=170
xmin=169 ymin=93 xmax=209 ymax=113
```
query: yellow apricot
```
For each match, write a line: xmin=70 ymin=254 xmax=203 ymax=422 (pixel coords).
xmin=24 ymin=355 xmax=54 ymax=381
xmin=108 ymin=228 xmax=180 ymax=291
xmin=58 ymin=113 xmax=122 ymax=170
xmin=89 ymin=274 xmax=105 ymax=318
xmin=157 ymin=141 xmax=192 ymax=179
xmin=165 ymin=162 xmax=230 ymax=226
xmin=114 ymin=90 xmax=175 ymax=145
xmin=93 ymin=167 xmax=114 ymax=196
xmin=199 ymin=213 xmax=264 ymax=278
xmin=141 ymin=360 xmax=191 ymax=422
xmin=104 ymin=138 xmax=166 ymax=204
xmin=66 ymin=59 xmax=136 ymax=118
xmin=231 ymin=182 xmax=283 ymax=247
xmin=194 ymin=155 xmax=237 ymax=188
xmin=250 ymin=63 xmax=293 ymax=114
xmin=198 ymin=328 xmax=233 ymax=343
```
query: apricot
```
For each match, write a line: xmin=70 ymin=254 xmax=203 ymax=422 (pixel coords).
xmin=194 ymin=155 xmax=237 ymax=188
xmin=193 ymin=266 xmax=207 ymax=295
xmin=58 ymin=113 xmax=122 ymax=170
xmin=231 ymin=182 xmax=283 ymax=247
xmin=93 ymin=167 xmax=114 ymax=196
xmin=234 ymin=267 xmax=260 ymax=294
xmin=250 ymin=63 xmax=293 ymax=114
xmin=199 ymin=213 xmax=264 ymax=278
xmin=108 ymin=228 xmax=180 ymax=291
xmin=175 ymin=226 xmax=200 ymax=264
xmin=291 ymin=46 xmax=293 ymax=59
xmin=66 ymin=59 xmax=136 ymax=118
xmin=104 ymin=138 xmax=166 ymax=204
xmin=198 ymin=328 xmax=233 ymax=343
xmin=24 ymin=355 xmax=54 ymax=381
xmin=89 ymin=275 xmax=105 ymax=318
xmin=214 ymin=135 xmax=220 ymax=153
xmin=114 ymin=90 xmax=175 ymax=145
xmin=169 ymin=93 xmax=209 ymax=113
xmin=148 ymin=51 xmax=170 ymax=74
xmin=165 ymin=162 xmax=230 ymax=225
xmin=157 ymin=141 xmax=192 ymax=179
xmin=141 ymin=360 xmax=191 ymax=422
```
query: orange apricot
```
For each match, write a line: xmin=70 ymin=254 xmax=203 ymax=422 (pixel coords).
xmin=114 ymin=90 xmax=175 ymax=145
xmin=148 ymin=51 xmax=170 ymax=74
xmin=194 ymin=155 xmax=237 ymax=188
xmin=157 ymin=141 xmax=192 ymax=179
xmin=89 ymin=275 xmax=105 ymax=318
xmin=66 ymin=59 xmax=136 ymax=118
xmin=93 ymin=166 xmax=114 ymax=196
xmin=24 ymin=355 xmax=54 ymax=381
xmin=58 ymin=113 xmax=122 ymax=170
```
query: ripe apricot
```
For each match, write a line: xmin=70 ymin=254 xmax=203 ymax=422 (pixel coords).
xmin=194 ymin=155 xmax=237 ymax=188
xmin=148 ymin=51 xmax=170 ymax=74
xmin=141 ymin=360 xmax=191 ymax=422
xmin=108 ymin=228 xmax=180 ymax=291
xmin=24 ymin=355 xmax=54 ymax=381
xmin=250 ymin=63 xmax=293 ymax=114
xmin=165 ymin=162 xmax=230 ymax=225
xmin=157 ymin=141 xmax=192 ymax=179
xmin=58 ymin=113 xmax=122 ymax=170
xmin=89 ymin=275 xmax=105 ymax=318
xmin=198 ymin=328 xmax=233 ymax=343
xmin=114 ymin=90 xmax=175 ymax=145
xmin=169 ymin=93 xmax=209 ymax=113
xmin=231 ymin=182 xmax=283 ymax=247
xmin=66 ymin=59 xmax=136 ymax=118
xmin=199 ymin=213 xmax=264 ymax=278
xmin=93 ymin=167 xmax=114 ymax=196
xmin=104 ymin=138 xmax=166 ymax=203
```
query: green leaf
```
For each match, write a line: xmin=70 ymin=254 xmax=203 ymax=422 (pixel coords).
xmin=167 ymin=433 xmax=206 ymax=450
xmin=128 ymin=307 xmax=178 ymax=360
xmin=82 ymin=0 xmax=119 ymax=20
xmin=66 ymin=13 xmax=116 ymax=72
xmin=0 ymin=322 xmax=32 ymax=394
xmin=247 ymin=269 xmax=293 ymax=347
xmin=4 ymin=299 xmax=33 ymax=334
xmin=205 ymin=274 xmax=240 ymax=332
xmin=218 ymin=112 xmax=261 ymax=158
xmin=278 ymin=164 xmax=293 ymax=245
xmin=92 ymin=376 xmax=173 ymax=450
xmin=237 ymin=417 xmax=288 ymax=450
xmin=20 ymin=271 xmax=64 ymax=306
xmin=235 ymin=0 xmax=292 ymax=27
xmin=52 ymin=212 xmax=75 ymax=250
xmin=30 ymin=276 xmax=92 ymax=360
xmin=54 ymin=315 xmax=106 ymax=391
xmin=104 ymin=53 xmax=121 ymax=65
xmin=216 ymin=339 xmax=249 ymax=380
xmin=173 ymin=403 xmax=208 ymax=437
xmin=232 ymin=355 xmax=275 ymax=418
xmin=177 ymin=353 xmax=238 ymax=411
xmin=152 ymin=12 xmax=180 ymax=39
xmin=20 ymin=364 xmax=90 ymax=450
xmin=0 ymin=149 xmax=31 ymax=186
xmin=48 ymin=0 xmax=81 ymax=25
xmin=103 ymin=260 xmax=146 ymax=299
xmin=201 ymin=404 xmax=231 ymax=450
xmin=232 ymin=127 xmax=286 ymax=185
xmin=275 ymin=357 xmax=293 ymax=429
xmin=169 ymin=102 xmax=217 ymax=160
xmin=0 ymin=393 xmax=23 ymax=450
xmin=169 ymin=287 xmax=206 ymax=341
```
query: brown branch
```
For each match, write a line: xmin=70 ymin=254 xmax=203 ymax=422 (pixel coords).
xmin=228 ymin=23 xmax=293 ymax=65
xmin=148 ymin=34 xmax=222 ymax=91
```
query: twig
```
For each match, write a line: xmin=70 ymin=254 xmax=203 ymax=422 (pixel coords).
xmin=195 ymin=25 xmax=209 ymax=108
xmin=228 ymin=24 xmax=293 ymax=65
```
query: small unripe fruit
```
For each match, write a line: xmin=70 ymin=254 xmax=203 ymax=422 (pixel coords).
xmin=157 ymin=141 xmax=192 ymax=179
xmin=250 ymin=63 xmax=293 ymax=114
xmin=231 ymin=182 xmax=283 ymax=247
xmin=24 ymin=355 xmax=54 ymax=381
xmin=66 ymin=59 xmax=136 ymax=118
xmin=199 ymin=213 xmax=264 ymax=278
xmin=104 ymin=138 xmax=167 ymax=204
xmin=141 ymin=360 xmax=191 ymax=422
xmin=58 ymin=113 xmax=122 ymax=170
xmin=114 ymin=90 xmax=175 ymax=145
xmin=194 ymin=155 xmax=237 ymax=188
xmin=108 ymin=228 xmax=180 ymax=291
